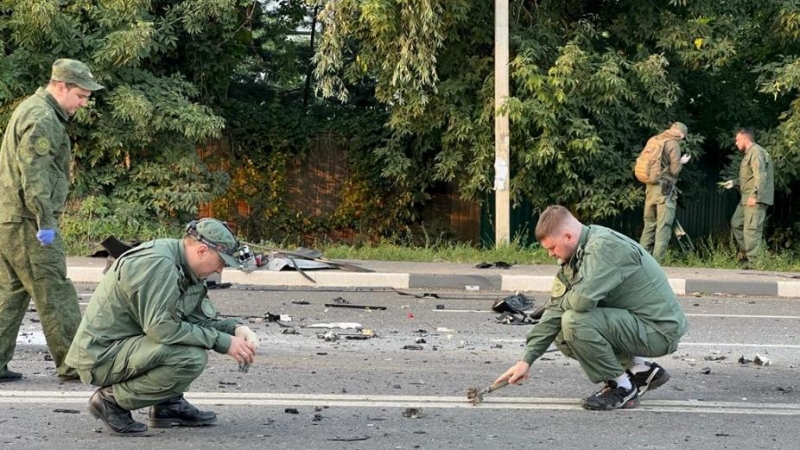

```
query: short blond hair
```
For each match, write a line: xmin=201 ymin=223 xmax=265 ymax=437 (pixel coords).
xmin=535 ymin=205 xmax=574 ymax=241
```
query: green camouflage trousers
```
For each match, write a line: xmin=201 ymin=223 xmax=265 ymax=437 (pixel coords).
xmin=0 ymin=219 xmax=80 ymax=377
xmin=553 ymin=308 xmax=681 ymax=383
xmin=731 ymin=203 xmax=768 ymax=260
xmin=77 ymin=335 xmax=208 ymax=410
xmin=640 ymin=183 xmax=676 ymax=262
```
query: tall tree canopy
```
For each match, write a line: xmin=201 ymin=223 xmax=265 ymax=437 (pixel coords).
xmin=0 ymin=0 xmax=257 ymax=228
xmin=314 ymin=0 xmax=800 ymax=222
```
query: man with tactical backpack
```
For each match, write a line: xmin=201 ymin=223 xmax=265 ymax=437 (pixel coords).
xmin=635 ymin=122 xmax=691 ymax=262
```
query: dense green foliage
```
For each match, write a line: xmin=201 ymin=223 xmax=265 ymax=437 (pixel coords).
xmin=3 ymin=1 xmax=800 ymax=253
xmin=314 ymin=0 xmax=800 ymax=226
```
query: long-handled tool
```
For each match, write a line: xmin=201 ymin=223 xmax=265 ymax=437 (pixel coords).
xmin=466 ymin=379 xmax=509 ymax=405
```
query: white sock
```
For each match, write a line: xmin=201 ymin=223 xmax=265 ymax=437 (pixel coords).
xmin=614 ymin=373 xmax=632 ymax=390
xmin=632 ymin=356 xmax=649 ymax=366
xmin=629 ymin=357 xmax=650 ymax=374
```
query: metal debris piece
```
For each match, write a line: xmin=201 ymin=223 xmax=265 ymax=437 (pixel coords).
xmin=700 ymin=367 xmax=712 ymax=375
xmin=281 ymin=328 xmax=299 ymax=335
xmin=307 ymin=322 xmax=363 ymax=330
xmin=402 ymin=408 xmax=424 ymax=419
xmin=317 ymin=331 xmax=339 ymax=342
xmin=704 ymin=355 xmax=726 ymax=361
xmin=238 ymin=362 xmax=250 ymax=373
xmin=777 ymin=386 xmax=794 ymax=393
xmin=754 ymin=354 xmax=771 ymax=366
xmin=415 ymin=337 xmax=426 ymax=344
xmin=291 ymin=300 xmax=310 ymax=305
xmin=327 ymin=436 xmax=370 ymax=442
xmin=324 ymin=303 xmax=387 ymax=310
xmin=265 ymin=312 xmax=292 ymax=322
xmin=285 ymin=408 xmax=299 ymax=414
xmin=738 ymin=355 xmax=752 ymax=364
xmin=53 ymin=408 xmax=80 ymax=414
xmin=312 ymin=414 xmax=323 ymax=422
xmin=403 ymin=344 xmax=424 ymax=350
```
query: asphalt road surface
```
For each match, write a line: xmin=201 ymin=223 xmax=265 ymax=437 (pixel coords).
xmin=2 ymin=284 xmax=799 ymax=450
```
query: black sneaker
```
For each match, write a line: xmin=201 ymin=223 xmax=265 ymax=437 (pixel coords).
xmin=627 ymin=362 xmax=670 ymax=396
xmin=581 ymin=381 xmax=639 ymax=411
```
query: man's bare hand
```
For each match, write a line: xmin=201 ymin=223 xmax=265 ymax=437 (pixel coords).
xmin=227 ymin=336 xmax=256 ymax=365
xmin=494 ymin=360 xmax=531 ymax=385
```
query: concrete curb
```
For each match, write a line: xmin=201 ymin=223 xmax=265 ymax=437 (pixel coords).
xmin=66 ymin=266 xmax=800 ymax=298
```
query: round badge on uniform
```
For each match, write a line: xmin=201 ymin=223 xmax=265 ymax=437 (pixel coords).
xmin=200 ymin=298 xmax=217 ymax=317
xmin=551 ymin=278 xmax=567 ymax=298
xmin=34 ymin=137 xmax=51 ymax=155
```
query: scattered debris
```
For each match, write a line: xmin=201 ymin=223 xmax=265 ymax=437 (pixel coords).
xmin=317 ymin=331 xmax=339 ymax=342
xmin=754 ymin=354 xmax=771 ymax=366
xmin=403 ymin=344 xmax=424 ymax=351
xmin=777 ymin=386 xmax=794 ymax=393
xmin=312 ymin=413 xmax=323 ymax=422
xmin=53 ymin=408 xmax=80 ymax=414
xmin=284 ymin=408 xmax=299 ymax=414
xmin=43 ymin=354 xmax=53 ymax=362
xmin=700 ymin=367 xmax=712 ymax=375
xmin=327 ymin=436 xmax=370 ymax=442
xmin=324 ymin=302 xmax=387 ymax=310
xmin=238 ymin=362 xmax=250 ymax=373
xmin=218 ymin=381 xmax=237 ymax=386
xmin=265 ymin=312 xmax=292 ymax=322
xmin=291 ymin=300 xmax=310 ymax=305
xmin=435 ymin=304 xmax=446 ymax=310
xmin=475 ymin=261 xmax=512 ymax=269
xmin=704 ymin=355 xmax=726 ymax=361
xmin=402 ymin=408 xmax=424 ymax=419
xmin=281 ymin=328 xmax=299 ymax=335
xmin=307 ymin=322 xmax=363 ymax=330
xmin=415 ymin=338 xmax=427 ymax=344
xmin=738 ymin=355 xmax=752 ymax=364
xmin=492 ymin=293 xmax=533 ymax=313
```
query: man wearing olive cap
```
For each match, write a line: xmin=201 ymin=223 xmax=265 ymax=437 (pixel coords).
xmin=0 ymin=58 xmax=104 ymax=383
xmin=638 ymin=122 xmax=691 ymax=262
xmin=66 ymin=218 xmax=260 ymax=436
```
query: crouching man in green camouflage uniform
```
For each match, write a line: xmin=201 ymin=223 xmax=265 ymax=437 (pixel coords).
xmin=0 ymin=59 xmax=103 ymax=382
xmin=495 ymin=205 xmax=687 ymax=410
xmin=66 ymin=218 xmax=259 ymax=436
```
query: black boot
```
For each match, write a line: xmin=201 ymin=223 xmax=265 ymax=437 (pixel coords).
xmin=0 ymin=370 xmax=23 ymax=383
xmin=147 ymin=395 xmax=217 ymax=428
xmin=88 ymin=387 xmax=148 ymax=436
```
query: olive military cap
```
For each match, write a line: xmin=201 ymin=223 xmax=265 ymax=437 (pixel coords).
xmin=51 ymin=59 xmax=104 ymax=91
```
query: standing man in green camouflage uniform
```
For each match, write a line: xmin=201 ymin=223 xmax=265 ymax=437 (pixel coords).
xmin=495 ymin=205 xmax=687 ymax=410
xmin=66 ymin=218 xmax=260 ymax=436
xmin=639 ymin=122 xmax=691 ymax=262
xmin=720 ymin=128 xmax=774 ymax=266
xmin=0 ymin=59 xmax=104 ymax=382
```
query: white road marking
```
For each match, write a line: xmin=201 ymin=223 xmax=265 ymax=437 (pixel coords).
xmin=433 ymin=310 xmax=800 ymax=320
xmin=1 ymin=391 xmax=798 ymax=416
xmin=489 ymin=338 xmax=800 ymax=349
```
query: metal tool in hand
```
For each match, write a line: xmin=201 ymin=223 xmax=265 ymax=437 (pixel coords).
xmin=466 ymin=379 xmax=510 ymax=405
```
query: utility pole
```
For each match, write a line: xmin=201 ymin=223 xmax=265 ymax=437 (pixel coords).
xmin=494 ymin=0 xmax=510 ymax=246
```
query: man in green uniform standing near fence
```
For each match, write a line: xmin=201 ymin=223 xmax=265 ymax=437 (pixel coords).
xmin=66 ymin=218 xmax=259 ymax=436
xmin=638 ymin=122 xmax=691 ymax=262
xmin=0 ymin=58 xmax=104 ymax=382
xmin=495 ymin=205 xmax=687 ymax=410
xmin=720 ymin=128 xmax=774 ymax=267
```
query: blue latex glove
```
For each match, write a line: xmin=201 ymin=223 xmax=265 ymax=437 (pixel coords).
xmin=36 ymin=229 xmax=56 ymax=246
